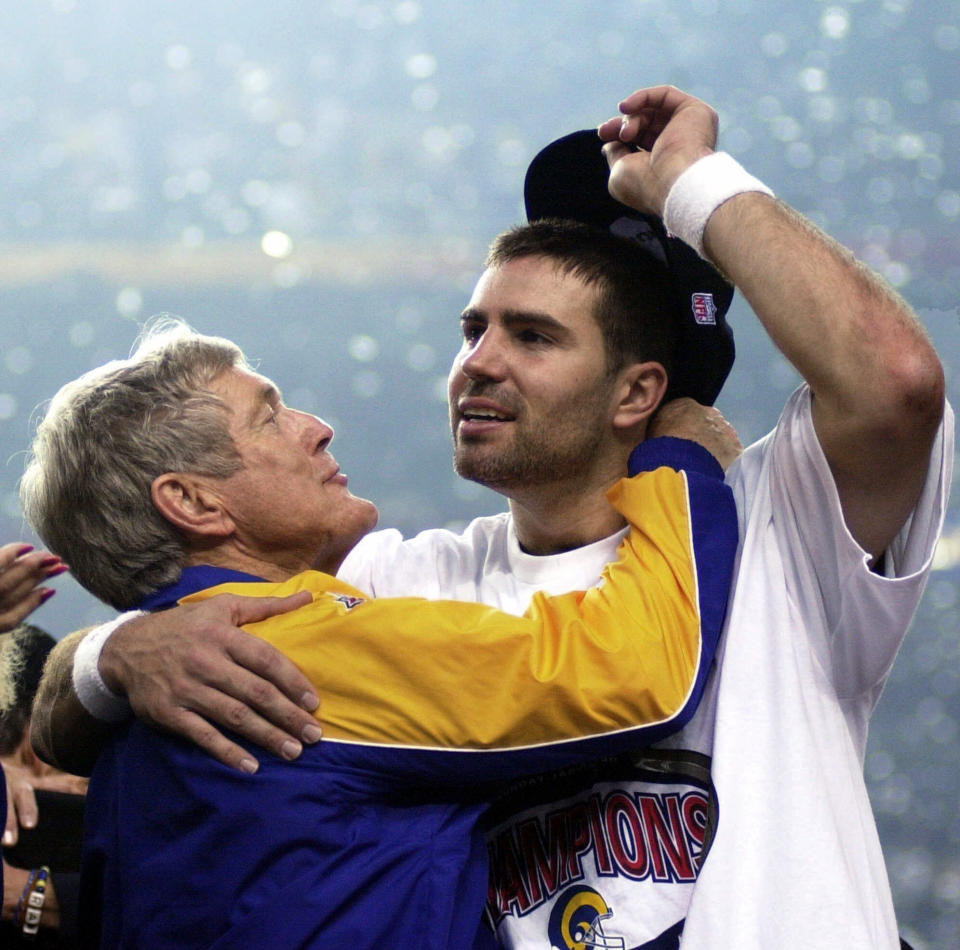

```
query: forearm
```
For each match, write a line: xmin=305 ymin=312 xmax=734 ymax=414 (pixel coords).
xmin=2 ymin=864 xmax=61 ymax=931
xmin=703 ymin=193 xmax=943 ymax=421
xmin=31 ymin=630 xmax=117 ymax=776
xmin=701 ymin=189 xmax=944 ymax=555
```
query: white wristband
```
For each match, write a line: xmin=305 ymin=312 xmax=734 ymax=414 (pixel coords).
xmin=72 ymin=611 xmax=145 ymax=722
xmin=663 ymin=151 xmax=774 ymax=259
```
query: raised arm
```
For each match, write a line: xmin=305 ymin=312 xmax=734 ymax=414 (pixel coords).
xmin=599 ymin=85 xmax=945 ymax=559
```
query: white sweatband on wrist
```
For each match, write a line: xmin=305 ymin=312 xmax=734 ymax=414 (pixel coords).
xmin=663 ymin=151 xmax=775 ymax=259
xmin=72 ymin=611 xmax=145 ymax=722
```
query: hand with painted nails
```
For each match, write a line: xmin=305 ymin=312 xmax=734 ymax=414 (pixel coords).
xmin=0 ymin=542 xmax=67 ymax=633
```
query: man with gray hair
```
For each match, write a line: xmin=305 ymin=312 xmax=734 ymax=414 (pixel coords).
xmin=21 ymin=319 xmax=738 ymax=947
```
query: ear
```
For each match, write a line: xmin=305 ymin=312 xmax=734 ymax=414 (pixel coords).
xmin=151 ymin=472 xmax=235 ymax=540
xmin=611 ymin=361 xmax=668 ymax=433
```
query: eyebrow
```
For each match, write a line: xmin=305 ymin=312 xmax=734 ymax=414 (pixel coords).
xmin=459 ymin=307 xmax=571 ymax=336
xmin=245 ymin=381 xmax=283 ymax=428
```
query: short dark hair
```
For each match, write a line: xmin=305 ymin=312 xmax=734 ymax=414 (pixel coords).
xmin=486 ymin=218 xmax=678 ymax=377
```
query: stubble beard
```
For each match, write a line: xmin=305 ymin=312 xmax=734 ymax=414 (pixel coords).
xmin=452 ymin=408 xmax=609 ymax=495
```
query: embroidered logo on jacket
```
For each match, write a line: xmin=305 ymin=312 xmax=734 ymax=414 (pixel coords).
xmin=330 ymin=593 xmax=366 ymax=610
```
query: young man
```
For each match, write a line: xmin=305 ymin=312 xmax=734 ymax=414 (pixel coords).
xmin=21 ymin=321 xmax=738 ymax=947
xmin=33 ymin=84 xmax=952 ymax=948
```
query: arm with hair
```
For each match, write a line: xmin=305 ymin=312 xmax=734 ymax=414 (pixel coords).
xmin=600 ymin=85 xmax=945 ymax=559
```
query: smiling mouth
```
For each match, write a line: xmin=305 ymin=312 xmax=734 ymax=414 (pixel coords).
xmin=461 ymin=409 xmax=513 ymax=422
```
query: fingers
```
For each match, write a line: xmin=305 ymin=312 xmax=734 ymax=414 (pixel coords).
xmin=147 ymin=672 xmax=322 ymax=775
xmin=105 ymin=594 xmax=324 ymax=773
xmin=0 ymin=544 xmax=68 ymax=632
xmin=222 ymin=627 xmax=324 ymax=743
xmin=11 ymin=776 xmax=38 ymax=831
xmin=604 ymin=85 xmax=718 ymax=158
xmin=0 ymin=588 xmax=52 ymax=632
xmin=228 ymin=593 xmax=320 ymax=712
xmin=159 ymin=706 xmax=266 ymax=774
xmin=648 ymin=400 xmax=744 ymax=470
xmin=601 ymin=139 xmax=632 ymax=166
xmin=602 ymin=142 xmax=659 ymax=216
xmin=0 ymin=541 xmax=32 ymax=569
xmin=32 ymin=770 xmax=90 ymax=795
xmin=2 ymin=770 xmax=39 ymax=846
xmin=618 ymin=84 xmax=691 ymax=118
xmin=598 ymin=113 xmax=662 ymax=150
xmin=3 ymin=805 xmax=18 ymax=846
xmin=598 ymin=115 xmax=625 ymax=142
xmin=230 ymin=590 xmax=313 ymax=629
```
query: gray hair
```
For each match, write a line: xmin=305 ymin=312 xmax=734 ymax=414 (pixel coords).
xmin=21 ymin=317 xmax=248 ymax=609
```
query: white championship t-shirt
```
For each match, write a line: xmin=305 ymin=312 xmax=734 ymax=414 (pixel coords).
xmin=339 ymin=387 xmax=953 ymax=950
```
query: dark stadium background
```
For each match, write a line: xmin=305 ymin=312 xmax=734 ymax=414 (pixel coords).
xmin=1 ymin=2 xmax=957 ymax=944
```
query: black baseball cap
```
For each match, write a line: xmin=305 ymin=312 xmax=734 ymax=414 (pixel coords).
xmin=524 ymin=129 xmax=735 ymax=405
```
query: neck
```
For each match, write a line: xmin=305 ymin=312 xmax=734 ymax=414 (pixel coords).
xmin=186 ymin=542 xmax=343 ymax=582
xmin=508 ymin=483 xmax=626 ymax=555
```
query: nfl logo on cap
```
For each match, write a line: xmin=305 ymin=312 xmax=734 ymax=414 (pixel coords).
xmin=691 ymin=292 xmax=717 ymax=326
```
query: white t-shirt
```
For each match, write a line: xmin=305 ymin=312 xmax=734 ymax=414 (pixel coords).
xmin=339 ymin=387 xmax=953 ymax=950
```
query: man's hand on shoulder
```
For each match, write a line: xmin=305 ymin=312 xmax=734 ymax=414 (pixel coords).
xmin=100 ymin=592 xmax=321 ymax=773
xmin=649 ymin=398 xmax=744 ymax=471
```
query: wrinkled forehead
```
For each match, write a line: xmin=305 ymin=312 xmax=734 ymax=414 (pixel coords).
xmin=208 ymin=366 xmax=281 ymax=422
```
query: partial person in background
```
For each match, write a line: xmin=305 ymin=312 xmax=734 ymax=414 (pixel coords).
xmin=0 ymin=543 xmax=69 ymax=861
xmin=0 ymin=544 xmax=71 ymax=942
xmin=1 ymin=625 xmax=86 ymax=949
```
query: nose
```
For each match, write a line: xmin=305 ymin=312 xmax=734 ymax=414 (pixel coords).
xmin=292 ymin=408 xmax=333 ymax=453
xmin=459 ymin=329 xmax=507 ymax=382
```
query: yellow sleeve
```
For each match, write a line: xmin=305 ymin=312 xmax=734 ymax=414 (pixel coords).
xmin=180 ymin=463 xmax=736 ymax=762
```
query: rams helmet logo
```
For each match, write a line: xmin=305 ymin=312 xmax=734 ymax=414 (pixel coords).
xmin=547 ymin=885 xmax=626 ymax=949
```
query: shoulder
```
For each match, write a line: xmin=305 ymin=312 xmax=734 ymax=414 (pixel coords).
xmin=725 ymin=385 xmax=817 ymax=510
xmin=731 ymin=385 xmax=951 ymax=593
xmin=338 ymin=514 xmax=512 ymax=597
